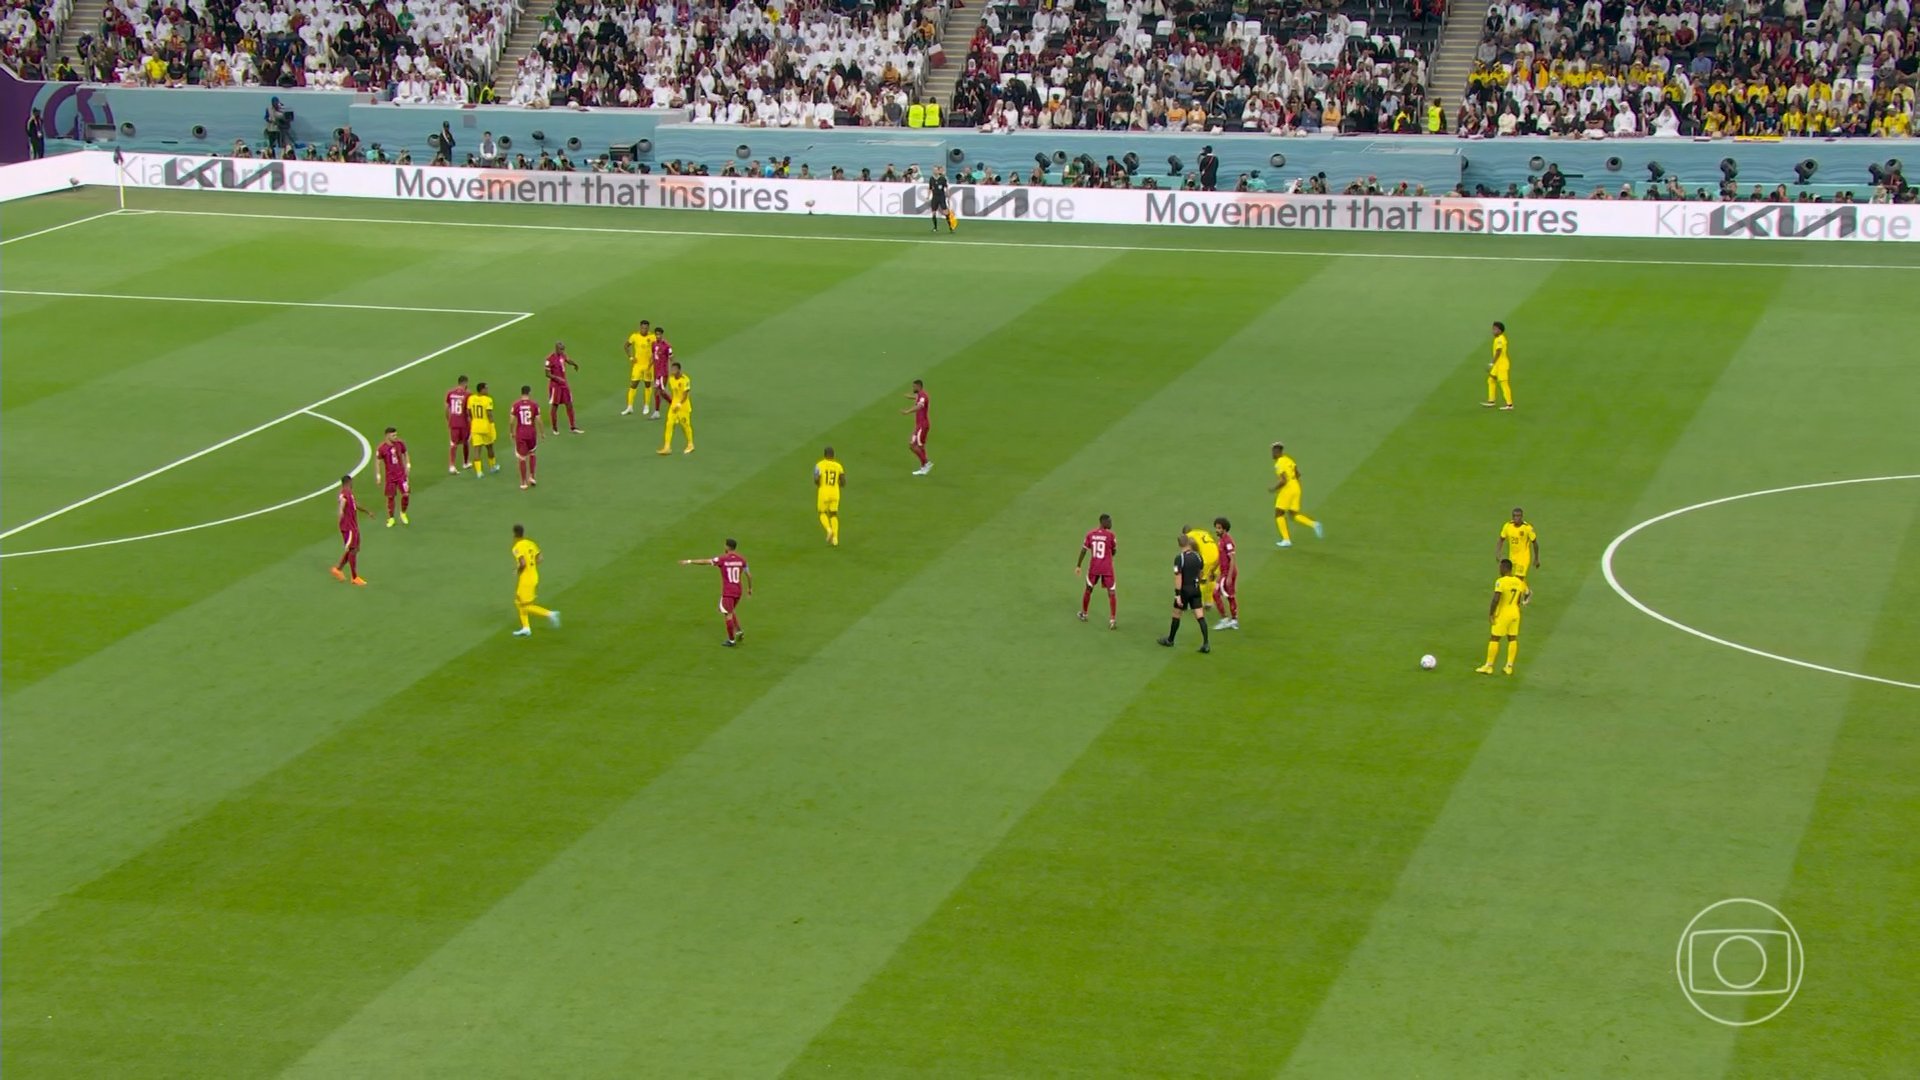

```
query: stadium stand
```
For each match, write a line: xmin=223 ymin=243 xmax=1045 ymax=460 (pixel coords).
xmin=1460 ymin=0 xmax=1920 ymax=138
xmin=505 ymin=0 xmax=950 ymax=126
xmin=73 ymin=0 xmax=518 ymax=98
xmin=2 ymin=0 xmax=71 ymax=78
xmin=944 ymin=0 xmax=1442 ymax=132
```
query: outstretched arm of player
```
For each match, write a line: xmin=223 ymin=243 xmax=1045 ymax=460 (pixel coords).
xmin=566 ymin=355 xmax=580 ymax=372
xmin=1076 ymin=545 xmax=1088 ymax=572
xmin=1531 ymin=538 xmax=1541 ymax=569
xmin=678 ymin=557 xmax=717 ymax=567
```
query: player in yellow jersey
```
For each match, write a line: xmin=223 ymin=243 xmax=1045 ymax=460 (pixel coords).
xmin=510 ymin=523 xmax=560 ymax=637
xmin=1496 ymin=506 xmax=1540 ymax=580
xmin=1270 ymin=442 xmax=1323 ymax=548
xmin=1183 ymin=523 xmax=1219 ymax=612
xmin=623 ymin=319 xmax=655 ymax=416
xmin=1483 ymin=320 xmax=1514 ymax=411
xmin=468 ymin=381 xmax=499 ymax=476
xmin=814 ymin=446 xmax=846 ymax=546
xmin=1476 ymin=558 xmax=1530 ymax=675
xmin=658 ymin=361 xmax=693 ymax=454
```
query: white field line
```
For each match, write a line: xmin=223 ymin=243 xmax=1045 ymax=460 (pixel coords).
xmin=0 ymin=411 xmax=372 ymax=559
xmin=0 ymin=208 xmax=125 ymax=246
xmin=1600 ymin=474 xmax=1920 ymax=690
xmin=133 ymin=206 xmax=1920 ymax=273
xmin=0 ymin=310 xmax=532 ymax=543
xmin=0 ymin=288 xmax=525 ymax=317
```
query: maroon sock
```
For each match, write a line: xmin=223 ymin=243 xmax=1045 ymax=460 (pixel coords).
xmin=1081 ymin=587 xmax=1091 ymax=614
xmin=347 ymin=552 xmax=358 ymax=576
xmin=1109 ymin=592 xmax=1118 ymax=619
xmin=401 ymin=493 xmax=410 ymax=512
xmin=386 ymin=494 xmax=395 ymax=516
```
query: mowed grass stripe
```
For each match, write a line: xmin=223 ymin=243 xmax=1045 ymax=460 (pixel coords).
xmin=283 ymin=255 xmax=1335 ymax=1080
xmin=793 ymin=265 xmax=1786 ymax=1079
xmin=1730 ymin=502 xmax=1920 ymax=1077
xmin=0 ymin=243 xmax=1119 ymax=1077
xmin=1276 ymin=264 xmax=1917 ymax=1077
xmin=0 ymin=231 xmax=927 ymax=936
xmin=781 ymin=258 xmax=1554 ymax=1077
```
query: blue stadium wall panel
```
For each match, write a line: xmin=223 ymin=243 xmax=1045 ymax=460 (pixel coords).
xmin=13 ymin=74 xmax=1902 ymax=193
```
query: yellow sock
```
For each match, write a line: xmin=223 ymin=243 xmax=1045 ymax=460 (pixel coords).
xmin=525 ymin=604 xmax=552 ymax=619
xmin=682 ymin=419 xmax=693 ymax=446
xmin=517 ymin=605 xmax=531 ymax=631
xmin=1503 ymin=381 xmax=1513 ymax=406
xmin=1485 ymin=640 xmax=1499 ymax=666
xmin=1506 ymin=640 xmax=1519 ymax=668
xmin=820 ymin=512 xmax=832 ymax=537
xmin=1294 ymin=512 xmax=1318 ymax=528
xmin=473 ymin=458 xmax=483 ymax=475
xmin=1487 ymin=376 xmax=1497 ymax=401
xmin=1276 ymin=516 xmax=1291 ymax=541
xmin=626 ymin=386 xmax=636 ymax=408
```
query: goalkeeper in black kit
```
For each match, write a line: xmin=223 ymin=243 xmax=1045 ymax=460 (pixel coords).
xmin=928 ymin=167 xmax=956 ymax=232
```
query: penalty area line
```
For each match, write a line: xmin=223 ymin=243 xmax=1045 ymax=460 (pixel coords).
xmin=1601 ymin=473 xmax=1920 ymax=691
xmin=0 ymin=287 xmax=529 ymax=318
xmin=0 ymin=310 xmax=532 ymax=543
xmin=131 ymin=206 xmax=1920 ymax=273
xmin=0 ymin=412 xmax=373 ymax=559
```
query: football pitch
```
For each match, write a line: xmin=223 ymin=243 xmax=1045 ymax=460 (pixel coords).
xmin=3 ymin=186 xmax=1917 ymax=1078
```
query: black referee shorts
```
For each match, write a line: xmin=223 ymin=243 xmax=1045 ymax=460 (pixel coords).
xmin=1175 ymin=590 xmax=1203 ymax=612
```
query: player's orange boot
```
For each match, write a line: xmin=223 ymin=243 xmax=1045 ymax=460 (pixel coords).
xmin=351 ymin=576 xmax=368 ymax=586
xmin=330 ymin=567 xmax=346 ymax=581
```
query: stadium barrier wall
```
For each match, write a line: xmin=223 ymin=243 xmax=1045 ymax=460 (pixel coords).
xmin=12 ymin=152 xmax=1916 ymax=242
xmin=5 ymin=71 xmax=1911 ymax=192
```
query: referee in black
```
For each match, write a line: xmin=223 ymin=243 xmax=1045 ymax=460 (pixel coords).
xmin=1159 ymin=534 xmax=1211 ymax=652
xmin=927 ymin=166 xmax=952 ymax=232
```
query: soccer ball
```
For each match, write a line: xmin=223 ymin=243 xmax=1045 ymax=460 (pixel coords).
xmin=1419 ymin=654 xmax=1438 ymax=670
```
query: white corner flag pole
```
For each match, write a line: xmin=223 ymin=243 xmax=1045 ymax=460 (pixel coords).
xmin=114 ymin=148 xmax=127 ymax=211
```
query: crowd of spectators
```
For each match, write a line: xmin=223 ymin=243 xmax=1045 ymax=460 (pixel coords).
xmin=2 ymin=0 xmax=71 ymax=79
xmin=1462 ymin=0 xmax=1920 ymax=139
xmin=54 ymin=0 xmax=518 ymax=103
xmin=505 ymin=0 xmax=948 ymax=127
xmin=947 ymin=0 xmax=1441 ymax=133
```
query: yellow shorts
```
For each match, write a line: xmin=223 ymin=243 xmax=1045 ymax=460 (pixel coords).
xmin=817 ymin=493 xmax=840 ymax=513
xmin=667 ymin=406 xmax=690 ymax=422
xmin=630 ymin=363 xmax=647 ymax=384
xmin=472 ymin=425 xmax=496 ymax=448
xmin=1512 ymin=562 xmax=1530 ymax=580
xmin=1492 ymin=611 xmax=1520 ymax=637
xmin=516 ymin=577 xmax=538 ymax=605
xmin=1202 ymin=566 xmax=1219 ymax=589
xmin=1275 ymin=489 xmax=1301 ymax=512
xmin=1491 ymin=362 xmax=1510 ymax=382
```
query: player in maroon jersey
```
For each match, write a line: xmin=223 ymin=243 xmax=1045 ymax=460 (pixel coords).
xmin=1211 ymin=516 xmax=1240 ymax=629
xmin=374 ymin=426 xmax=411 ymax=527
xmin=1077 ymin=513 xmax=1119 ymax=628
xmin=445 ymin=375 xmax=471 ymax=472
xmin=544 ymin=342 xmax=582 ymax=434
xmin=901 ymin=378 xmax=931 ymax=475
xmin=510 ymin=385 xmax=541 ymax=489
xmin=329 ymin=474 xmax=368 ymax=585
xmin=648 ymin=329 xmax=673 ymax=419
xmin=679 ymin=537 xmax=753 ymax=645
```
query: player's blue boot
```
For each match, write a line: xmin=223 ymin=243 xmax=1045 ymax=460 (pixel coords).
xmin=512 ymin=627 xmax=533 ymax=637
xmin=547 ymin=611 xmax=562 ymax=629
xmin=1313 ymin=521 xmax=1325 ymax=539
xmin=1276 ymin=539 xmax=1292 ymax=548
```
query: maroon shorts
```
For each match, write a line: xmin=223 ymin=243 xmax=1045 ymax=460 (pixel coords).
xmin=515 ymin=434 xmax=538 ymax=456
xmin=448 ymin=421 xmax=470 ymax=443
xmin=547 ymin=382 xmax=572 ymax=407
xmin=340 ymin=527 xmax=360 ymax=551
xmin=719 ymin=593 xmax=740 ymax=615
xmin=911 ymin=425 xmax=929 ymax=448
xmin=384 ymin=478 xmax=408 ymax=496
xmin=653 ymin=374 xmax=669 ymax=396
xmin=1086 ymin=571 xmax=1114 ymax=590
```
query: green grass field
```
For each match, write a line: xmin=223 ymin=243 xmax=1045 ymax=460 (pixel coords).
xmin=3 ymin=186 xmax=1917 ymax=1078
